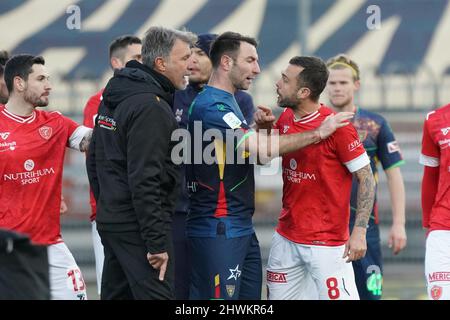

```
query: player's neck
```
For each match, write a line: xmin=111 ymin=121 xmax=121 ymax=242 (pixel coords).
xmin=208 ymin=71 xmax=236 ymax=95
xmin=5 ymin=95 xmax=35 ymax=117
xmin=292 ymin=100 xmax=320 ymax=119
xmin=333 ymin=102 xmax=355 ymax=113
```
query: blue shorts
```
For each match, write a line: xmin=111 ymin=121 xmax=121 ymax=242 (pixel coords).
xmin=188 ymin=229 xmax=262 ymax=300
xmin=350 ymin=223 xmax=383 ymax=300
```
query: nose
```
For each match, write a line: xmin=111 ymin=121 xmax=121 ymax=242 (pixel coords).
xmin=275 ymin=79 xmax=281 ymax=89
xmin=187 ymin=56 xmax=197 ymax=69
xmin=253 ymin=61 xmax=261 ymax=75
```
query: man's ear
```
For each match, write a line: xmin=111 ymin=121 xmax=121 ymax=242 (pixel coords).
xmin=221 ymin=55 xmax=233 ymax=72
xmin=154 ymin=57 xmax=166 ymax=73
xmin=14 ymin=76 xmax=25 ymax=92
xmin=297 ymin=87 xmax=311 ymax=100
xmin=110 ymin=57 xmax=123 ymax=70
xmin=354 ymin=79 xmax=361 ymax=91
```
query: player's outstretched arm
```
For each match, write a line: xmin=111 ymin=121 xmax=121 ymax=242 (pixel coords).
xmin=344 ymin=164 xmax=375 ymax=262
xmin=242 ymin=111 xmax=354 ymax=162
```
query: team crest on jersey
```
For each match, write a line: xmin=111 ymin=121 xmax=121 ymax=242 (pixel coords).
xmin=39 ymin=126 xmax=52 ymax=140
xmin=283 ymin=125 xmax=290 ymax=134
xmin=0 ymin=132 xmax=10 ymax=140
xmin=441 ymin=127 xmax=450 ymax=136
xmin=431 ymin=285 xmax=442 ymax=300
xmin=358 ymin=130 xmax=368 ymax=142
xmin=226 ymin=285 xmax=236 ymax=298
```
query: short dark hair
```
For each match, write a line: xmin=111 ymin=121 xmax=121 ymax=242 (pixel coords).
xmin=289 ymin=56 xmax=329 ymax=102
xmin=0 ymin=50 xmax=10 ymax=76
xmin=4 ymin=54 xmax=45 ymax=93
xmin=210 ymin=31 xmax=258 ymax=68
xmin=109 ymin=35 xmax=141 ymax=59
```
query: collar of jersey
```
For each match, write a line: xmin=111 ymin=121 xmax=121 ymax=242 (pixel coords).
xmin=2 ymin=107 xmax=36 ymax=124
xmin=293 ymin=109 xmax=320 ymax=124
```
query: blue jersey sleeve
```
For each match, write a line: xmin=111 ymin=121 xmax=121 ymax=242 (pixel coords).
xmin=235 ymin=91 xmax=255 ymax=125
xmin=203 ymin=102 xmax=250 ymax=133
xmin=202 ymin=102 xmax=254 ymax=155
xmin=376 ymin=118 xmax=404 ymax=170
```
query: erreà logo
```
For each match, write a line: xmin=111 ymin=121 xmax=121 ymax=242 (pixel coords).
xmin=0 ymin=132 xmax=10 ymax=140
xmin=441 ymin=127 xmax=450 ymax=136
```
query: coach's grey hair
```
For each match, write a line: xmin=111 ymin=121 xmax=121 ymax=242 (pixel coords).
xmin=142 ymin=26 xmax=197 ymax=68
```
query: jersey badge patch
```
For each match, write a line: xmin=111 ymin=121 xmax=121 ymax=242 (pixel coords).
xmin=223 ymin=112 xmax=242 ymax=129
xmin=431 ymin=285 xmax=442 ymax=300
xmin=387 ymin=141 xmax=400 ymax=153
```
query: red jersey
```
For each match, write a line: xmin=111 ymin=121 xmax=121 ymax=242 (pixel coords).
xmin=0 ymin=105 xmax=87 ymax=245
xmin=419 ymin=104 xmax=450 ymax=231
xmin=83 ymin=89 xmax=103 ymax=221
xmin=274 ymin=105 xmax=370 ymax=246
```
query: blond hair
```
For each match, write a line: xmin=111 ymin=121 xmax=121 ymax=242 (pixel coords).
xmin=326 ymin=54 xmax=360 ymax=81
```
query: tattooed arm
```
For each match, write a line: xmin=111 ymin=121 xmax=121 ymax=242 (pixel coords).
xmin=354 ymin=164 xmax=375 ymax=228
xmin=79 ymin=129 xmax=93 ymax=152
xmin=343 ymin=164 xmax=375 ymax=262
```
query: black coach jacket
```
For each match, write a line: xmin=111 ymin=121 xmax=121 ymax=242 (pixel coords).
xmin=86 ymin=60 xmax=179 ymax=254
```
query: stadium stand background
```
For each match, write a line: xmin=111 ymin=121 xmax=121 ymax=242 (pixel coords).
xmin=2 ymin=0 xmax=449 ymax=299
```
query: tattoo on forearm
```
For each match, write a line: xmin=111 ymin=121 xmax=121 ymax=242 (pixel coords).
xmin=355 ymin=165 xmax=375 ymax=228
xmin=79 ymin=130 xmax=92 ymax=152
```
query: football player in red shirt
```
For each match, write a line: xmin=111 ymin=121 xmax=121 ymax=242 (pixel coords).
xmin=420 ymin=103 xmax=450 ymax=300
xmin=0 ymin=54 xmax=92 ymax=299
xmin=259 ymin=56 xmax=375 ymax=300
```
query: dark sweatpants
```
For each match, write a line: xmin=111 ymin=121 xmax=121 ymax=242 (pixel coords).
xmin=98 ymin=229 xmax=174 ymax=300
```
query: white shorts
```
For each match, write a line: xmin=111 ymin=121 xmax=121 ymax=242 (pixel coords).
xmin=92 ymin=220 xmax=104 ymax=295
xmin=266 ymin=231 xmax=359 ymax=300
xmin=48 ymin=242 xmax=87 ymax=300
xmin=425 ymin=230 xmax=450 ymax=300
